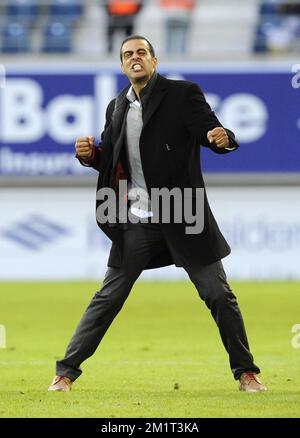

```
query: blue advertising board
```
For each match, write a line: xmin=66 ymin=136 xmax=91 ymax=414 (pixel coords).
xmin=0 ymin=63 xmax=299 ymax=176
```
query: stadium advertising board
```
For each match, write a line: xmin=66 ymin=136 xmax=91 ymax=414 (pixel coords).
xmin=0 ymin=186 xmax=299 ymax=281
xmin=0 ymin=63 xmax=298 ymax=176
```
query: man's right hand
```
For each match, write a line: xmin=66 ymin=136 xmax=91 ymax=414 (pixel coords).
xmin=75 ymin=136 xmax=95 ymax=159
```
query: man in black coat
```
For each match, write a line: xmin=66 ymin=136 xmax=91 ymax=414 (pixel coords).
xmin=48 ymin=36 xmax=267 ymax=393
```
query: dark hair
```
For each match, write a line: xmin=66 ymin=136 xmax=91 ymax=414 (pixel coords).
xmin=120 ymin=35 xmax=156 ymax=62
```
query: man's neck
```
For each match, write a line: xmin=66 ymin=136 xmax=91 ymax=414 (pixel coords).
xmin=131 ymin=70 xmax=156 ymax=98
xmin=132 ymin=83 xmax=146 ymax=99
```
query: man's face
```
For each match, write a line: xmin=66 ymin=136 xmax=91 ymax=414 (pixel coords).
xmin=121 ymin=39 xmax=157 ymax=84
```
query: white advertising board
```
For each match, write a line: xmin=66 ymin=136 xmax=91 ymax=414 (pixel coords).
xmin=0 ymin=186 xmax=299 ymax=281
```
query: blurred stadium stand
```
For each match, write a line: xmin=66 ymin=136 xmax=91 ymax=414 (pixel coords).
xmin=254 ymin=0 xmax=300 ymax=53
xmin=0 ymin=0 xmax=83 ymax=54
xmin=0 ymin=0 xmax=298 ymax=57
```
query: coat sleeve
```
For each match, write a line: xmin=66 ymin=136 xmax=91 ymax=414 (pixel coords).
xmin=76 ymin=99 xmax=115 ymax=171
xmin=183 ymin=83 xmax=239 ymax=154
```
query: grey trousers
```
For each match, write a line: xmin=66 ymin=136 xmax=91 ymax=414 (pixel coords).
xmin=56 ymin=223 xmax=260 ymax=381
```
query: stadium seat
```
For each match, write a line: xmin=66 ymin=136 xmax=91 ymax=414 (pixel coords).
xmin=41 ymin=21 xmax=73 ymax=53
xmin=5 ymin=0 xmax=39 ymax=24
xmin=48 ymin=0 xmax=83 ymax=23
xmin=259 ymin=1 xmax=281 ymax=17
xmin=1 ymin=21 xmax=31 ymax=53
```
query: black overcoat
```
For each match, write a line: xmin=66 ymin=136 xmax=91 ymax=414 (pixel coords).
xmin=81 ymin=74 xmax=239 ymax=270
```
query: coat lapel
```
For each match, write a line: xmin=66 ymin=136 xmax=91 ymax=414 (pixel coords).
xmin=142 ymin=75 xmax=168 ymax=129
xmin=111 ymin=85 xmax=130 ymax=145
xmin=111 ymin=85 xmax=130 ymax=168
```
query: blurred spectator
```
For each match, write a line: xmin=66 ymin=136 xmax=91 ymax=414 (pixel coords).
xmin=104 ymin=0 xmax=143 ymax=53
xmin=255 ymin=0 xmax=300 ymax=53
xmin=159 ymin=0 xmax=195 ymax=55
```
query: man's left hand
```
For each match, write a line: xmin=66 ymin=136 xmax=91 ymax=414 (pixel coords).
xmin=207 ymin=127 xmax=229 ymax=148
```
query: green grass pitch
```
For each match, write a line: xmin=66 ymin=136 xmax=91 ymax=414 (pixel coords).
xmin=0 ymin=280 xmax=299 ymax=418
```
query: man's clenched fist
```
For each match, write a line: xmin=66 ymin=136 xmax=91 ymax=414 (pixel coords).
xmin=75 ymin=136 xmax=95 ymax=159
xmin=207 ymin=127 xmax=229 ymax=148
